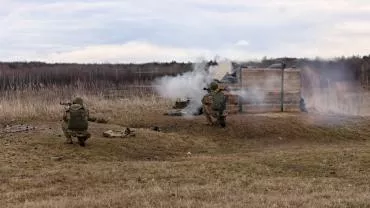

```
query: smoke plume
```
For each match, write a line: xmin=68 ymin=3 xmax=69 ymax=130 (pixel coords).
xmin=301 ymin=63 xmax=366 ymax=116
xmin=153 ymin=57 xmax=232 ymax=116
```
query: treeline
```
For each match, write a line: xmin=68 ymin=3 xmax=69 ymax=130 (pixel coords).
xmin=1 ymin=55 xmax=370 ymax=91
xmin=0 ymin=61 xmax=193 ymax=91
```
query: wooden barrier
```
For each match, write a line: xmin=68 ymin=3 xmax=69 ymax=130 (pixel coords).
xmin=238 ymin=68 xmax=301 ymax=113
xmin=225 ymin=94 xmax=239 ymax=104
xmin=226 ymin=104 xmax=240 ymax=114
xmin=241 ymin=104 xmax=301 ymax=113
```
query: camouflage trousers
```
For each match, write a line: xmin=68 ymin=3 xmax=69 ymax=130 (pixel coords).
xmin=202 ymin=104 xmax=227 ymax=127
xmin=61 ymin=122 xmax=91 ymax=146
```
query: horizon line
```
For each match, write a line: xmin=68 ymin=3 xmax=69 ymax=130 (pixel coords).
xmin=1 ymin=54 xmax=369 ymax=65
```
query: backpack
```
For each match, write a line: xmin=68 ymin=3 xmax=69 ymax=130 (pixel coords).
xmin=211 ymin=91 xmax=227 ymax=111
xmin=68 ymin=104 xmax=88 ymax=131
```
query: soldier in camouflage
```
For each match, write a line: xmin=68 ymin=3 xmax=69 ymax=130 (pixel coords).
xmin=61 ymin=97 xmax=91 ymax=146
xmin=201 ymin=81 xmax=227 ymax=127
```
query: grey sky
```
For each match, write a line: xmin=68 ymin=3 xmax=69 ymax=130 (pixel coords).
xmin=1 ymin=0 xmax=370 ymax=63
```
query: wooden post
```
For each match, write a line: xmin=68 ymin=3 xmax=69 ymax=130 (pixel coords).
xmin=366 ymin=66 xmax=368 ymax=90
xmin=280 ymin=63 xmax=286 ymax=112
xmin=115 ymin=68 xmax=118 ymax=89
xmin=238 ymin=66 xmax=243 ymax=112
xmin=327 ymin=79 xmax=330 ymax=110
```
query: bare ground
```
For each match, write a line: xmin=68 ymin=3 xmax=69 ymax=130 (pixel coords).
xmin=1 ymin=112 xmax=369 ymax=208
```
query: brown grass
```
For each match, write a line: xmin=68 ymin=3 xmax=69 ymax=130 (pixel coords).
xmin=0 ymin=87 xmax=369 ymax=208
xmin=0 ymin=87 xmax=172 ymax=125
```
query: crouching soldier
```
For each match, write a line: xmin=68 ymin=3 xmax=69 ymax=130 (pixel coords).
xmin=201 ymin=81 xmax=227 ymax=127
xmin=62 ymin=97 xmax=91 ymax=146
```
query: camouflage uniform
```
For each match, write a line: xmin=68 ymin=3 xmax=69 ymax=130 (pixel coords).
xmin=201 ymin=82 xmax=227 ymax=127
xmin=62 ymin=97 xmax=91 ymax=146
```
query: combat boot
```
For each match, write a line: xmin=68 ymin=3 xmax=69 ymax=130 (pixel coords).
xmin=218 ymin=116 xmax=226 ymax=128
xmin=77 ymin=137 xmax=86 ymax=147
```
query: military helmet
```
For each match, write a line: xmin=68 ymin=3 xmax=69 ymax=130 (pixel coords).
xmin=72 ymin=97 xmax=83 ymax=105
xmin=209 ymin=81 xmax=218 ymax=91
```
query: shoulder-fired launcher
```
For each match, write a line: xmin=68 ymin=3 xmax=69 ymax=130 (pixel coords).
xmin=60 ymin=101 xmax=72 ymax=106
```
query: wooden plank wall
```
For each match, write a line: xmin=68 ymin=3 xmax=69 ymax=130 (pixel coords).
xmin=239 ymin=68 xmax=301 ymax=113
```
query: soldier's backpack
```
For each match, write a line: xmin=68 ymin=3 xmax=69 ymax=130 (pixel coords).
xmin=68 ymin=104 xmax=88 ymax=131
xmin=211 ymin=91 xmax=227 ymax=111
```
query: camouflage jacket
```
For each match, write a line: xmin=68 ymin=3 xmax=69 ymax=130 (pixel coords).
xmin=202 ymin=89 xmax=226 ymax=106
xmin=63 ymin=104 xmax=90 ymax=122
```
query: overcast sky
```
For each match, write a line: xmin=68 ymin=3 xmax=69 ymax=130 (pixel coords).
xmin=1 ymin=0 xmax=370 ymax=63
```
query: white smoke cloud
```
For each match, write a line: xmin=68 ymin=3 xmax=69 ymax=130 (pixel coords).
xmin=154 ymin=57 xmax=233 ymax=116
xmin=301 ymin=66 xmax=366 ymax=116
xmin=229 ymin=88 xmax=265 ymax=105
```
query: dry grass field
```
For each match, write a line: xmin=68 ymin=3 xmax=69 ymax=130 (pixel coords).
xmin=0 ymin=87 xmax=369 ymax=208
